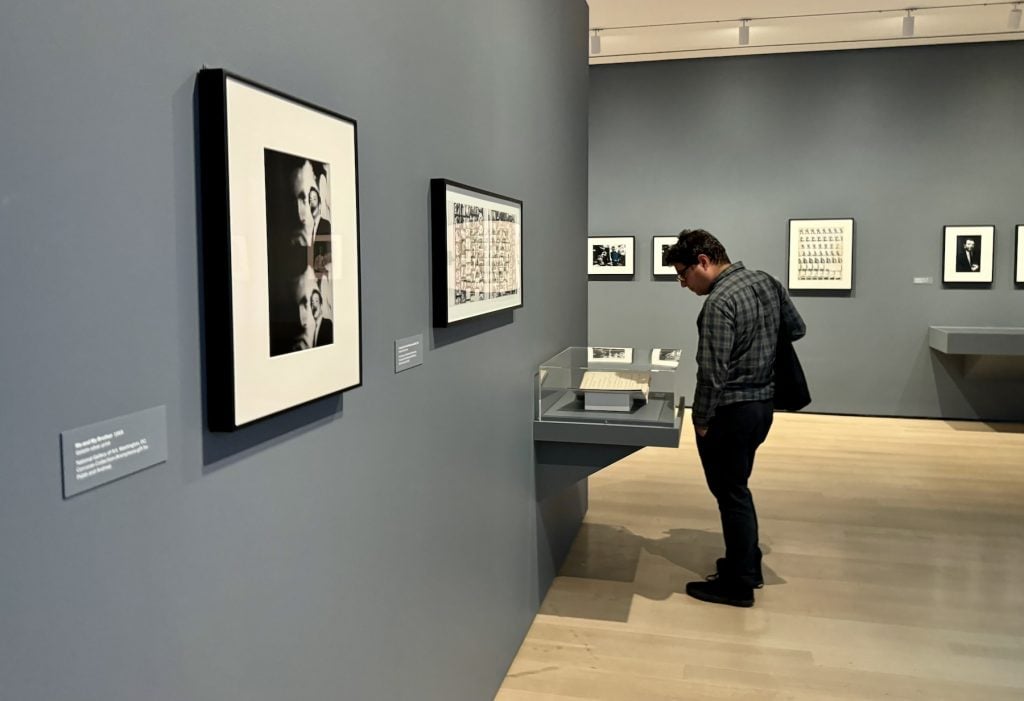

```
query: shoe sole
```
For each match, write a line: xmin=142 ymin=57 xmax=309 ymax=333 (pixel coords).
xmin=686 ymin=585 xmax=754 ymax=608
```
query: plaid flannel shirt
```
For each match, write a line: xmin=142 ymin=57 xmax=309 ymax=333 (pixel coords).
xmin=692 ymin=262 xmax=806 ymax=427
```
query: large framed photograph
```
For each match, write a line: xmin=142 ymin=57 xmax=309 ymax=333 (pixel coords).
xmin=1016 ymin=225 xmax=1024 ymax=284
xmin=197 ymin=69 xmax=362 ymax=431
xmin=788 ymin=218 xmax=854 ymax=290
xmin=589 ymin=236 xmax=635 ymax=276
xmin=652 ymin=235 xmax=677 ymax=276
xmin=431 ymin=179 xmax=522 ymax=327
xmin=943 ymin=225 xmax=994 ymax=283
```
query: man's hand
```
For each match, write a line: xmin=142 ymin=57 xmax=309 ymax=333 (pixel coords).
xmin=695 ymin=426 xmax=708 ymax=438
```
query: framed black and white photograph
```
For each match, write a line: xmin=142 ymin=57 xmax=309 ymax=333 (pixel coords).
xmin=588 ymin=236 xmax=635 ymax=276
xmin=431 ymin=179 xmax=522 ymax=327
xmin=788 ymin=218 xmax=854 ymax=290
xmin=197 ymin=69 xmax=362 ymax=431
xmin=652 ymin=235 xmax=677 ymax=276
xmin=650 ymin=348 xmax=681 ymax=367
xmin=587 ymin=346 xmax=634 ymax=364
xmin=943 ymin=225 xmax=994 ymax=283
xmin=1016 ymin=225 xmax=1024 ymax=284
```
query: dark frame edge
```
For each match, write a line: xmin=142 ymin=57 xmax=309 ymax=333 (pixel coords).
xmin=197 ymin=68 xmax=238 ymax=432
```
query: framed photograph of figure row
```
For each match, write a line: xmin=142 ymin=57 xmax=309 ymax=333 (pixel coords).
xmin=197 ymin=68 xmax=362 ymax=431
xmin=1016 ymin=225 xmax=1024 ymax=284
xmin=652 ymin=235 xmax=677 ymax=276
xmin=788 ymin=218 xmax=854 ymax=290
xmin=430 ymin=179 xmax=523 ymax=327
xmin=588 ymin=236 xmax=635 ymax=275
xmin=942 ymin=225 xmax=994 ymax=283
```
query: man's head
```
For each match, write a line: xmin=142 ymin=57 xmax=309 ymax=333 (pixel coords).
xmin=664 ymin=229 xmax=732 ymax=295
xmin=292 ymin=266 xmax=317 ymax=349
xmin=963 ymin=238 xmax=976 ymax=252
xmin=310 ymin=287 xmax=323 ymax=320
xmin=290 ymin=160 xmax=316 ymax=245
xmin=309 ymin=186 xmax=321 ymax=220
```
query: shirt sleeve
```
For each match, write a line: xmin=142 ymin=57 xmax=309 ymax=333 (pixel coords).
xmin=692 ymin=298 xmax=735 ymax=428
xmin=779 ymin=285 xmax=807 ymax=341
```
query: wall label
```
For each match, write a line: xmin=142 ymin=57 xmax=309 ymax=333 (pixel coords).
xmin=395 ymin=334 xmax=424 ymax=373
xmin=60 ymin=406 xmax=168 ymax=498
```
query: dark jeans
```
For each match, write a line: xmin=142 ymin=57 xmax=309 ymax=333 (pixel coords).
xmin=695 ymin=399 xmax=774 ymax=589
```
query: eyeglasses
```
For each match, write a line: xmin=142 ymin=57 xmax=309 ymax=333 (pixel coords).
xmin=676 ymin=264 xmax=695 ymax=283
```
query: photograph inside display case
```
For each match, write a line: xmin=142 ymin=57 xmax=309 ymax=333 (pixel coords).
xmin=651 ymin=348 xmax=681 ymax=367
xmin=587 ymin=346 xmax=634 ymax=363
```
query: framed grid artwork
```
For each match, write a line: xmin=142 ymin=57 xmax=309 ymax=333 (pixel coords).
xmin=788 ymin=218 xmax=854 ymax=290
xmin=430 ymin=179 xmax=523 ymax=327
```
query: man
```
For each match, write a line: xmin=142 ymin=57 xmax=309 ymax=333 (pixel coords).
xmin=310 ymin=287 xmax=333 ymax=347
xmin=665 ymin=229 xmax=806 ymax=607
xmin=309 ymin=184 xmax=332 ymax=241
xmin=956 ymin=237 xmax=981 ymax=272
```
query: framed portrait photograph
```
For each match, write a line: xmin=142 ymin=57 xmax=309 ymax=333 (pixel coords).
xmin=943 ymin=225 xmax=994 ymax=283
xmin=587 ymin=346 xmax=634 ymax=364
xmin=431 ymin=179 xmax=522 ymax=327
xmin=650 ymin=348 xmax=682 ymax=367
xmin=652 ymin=235 xmax=677 ymax=276
xmin=1016 ymin=225 xmax=1024 ymax=284
xmin=588 ymin=236 xmax=635 ymax=276
xmin=197 ymin=69 xmax=362 ymax=431
xmin=788 ymin=218 xmax=854 ymax=290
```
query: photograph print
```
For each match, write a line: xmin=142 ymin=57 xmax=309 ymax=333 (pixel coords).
xmin=587 ymin=346 xmax=634 ymax=364
xmin=652 ymin=235 xmax=677 ymax=276
xmin=943 ymin=225 xmax=994 ymax=283
xmin=588 ymin=236 xmax=635 ymax=276
xmin=650 ymin=348 xmax=682 ymax=367
xmin=788 ymin=218 xmax=854 ymax=290
xmin=431 ymin=179 xmax=522 ymax=326
xmin=197 ymin=69 xmax=362 ymax=431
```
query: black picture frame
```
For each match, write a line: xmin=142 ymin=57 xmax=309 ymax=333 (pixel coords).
xmin=942 ymin=225 xmax=994 ymax=284
xmin=197 ymin=68 xmax=363 ymax=431
xmin=1015 ymin=225 xmax=1024 ymax=286
xmin=430 ymin=179 xmax=523 ymax=327
xmin=652 ymin=235 xmax=677 ymax=277
xmin=588 ymin=236 xmax=636 ymax=276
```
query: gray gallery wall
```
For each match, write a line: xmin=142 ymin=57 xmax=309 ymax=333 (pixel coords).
xmin=0 ymin=2 xmax=588 ymax=700
xmin=588 ymin=42 xmax=1024 ymax=422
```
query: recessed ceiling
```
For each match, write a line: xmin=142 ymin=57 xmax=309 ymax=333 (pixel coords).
xmin=588 ymin=0 xmax=1024 ymax=64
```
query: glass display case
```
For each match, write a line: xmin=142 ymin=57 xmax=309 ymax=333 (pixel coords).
xmin=537 ymin=346 xmax=681 ymax=428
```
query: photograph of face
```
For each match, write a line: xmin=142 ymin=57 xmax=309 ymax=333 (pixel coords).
xmin=264 ymin=148 xmax=334 ymax=356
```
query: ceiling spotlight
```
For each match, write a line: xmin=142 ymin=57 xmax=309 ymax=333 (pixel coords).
xmin=590 ymin=29 xmax=601 ymax=54
xmin=902 ymin=9 xmax=915 ymax=38
xmin=739 ymin=19 xmax=750 ymax=46
xmin=1010 ymin=4 xmax=1022 ymax=30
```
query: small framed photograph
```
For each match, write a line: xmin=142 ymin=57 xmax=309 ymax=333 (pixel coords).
xmin=788 ymin=218 xmax=854 ymax=290
xmin=652 ymin=235 xmax=677 ymax=276
xmin=430 ymin=179 xmax=523 ymax=327
xmin=588 ymin=236 xmax=635 ymax=276
xmin=587 ymin=346 xmax=633 ymax=363
xmin=943 ymin=225 xmax=994 ymax=283
xmin=650 ymin=348 xmax=681 ymax=367
xmin=1016 ymin=225 xmax=1024 ymax=284
xmin=197 ymin=69 xmax=362 ymax=431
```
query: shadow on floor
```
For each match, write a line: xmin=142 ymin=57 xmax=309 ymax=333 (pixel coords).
xmin=544 ymin=522 xmax=783 ymax=622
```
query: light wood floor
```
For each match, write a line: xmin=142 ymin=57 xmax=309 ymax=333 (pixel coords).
xmin=497 ymin=413 xmax=1024 ymax=700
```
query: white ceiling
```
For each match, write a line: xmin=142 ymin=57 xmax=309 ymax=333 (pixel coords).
xmin=588 ymin=0 xmax=1024 ymax=63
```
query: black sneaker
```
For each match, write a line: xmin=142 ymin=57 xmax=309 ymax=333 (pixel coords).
xmin=685 ymin=578 xmax=754 ymax=608
xmin=712 ymin=557 xmax=764 ymax=589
